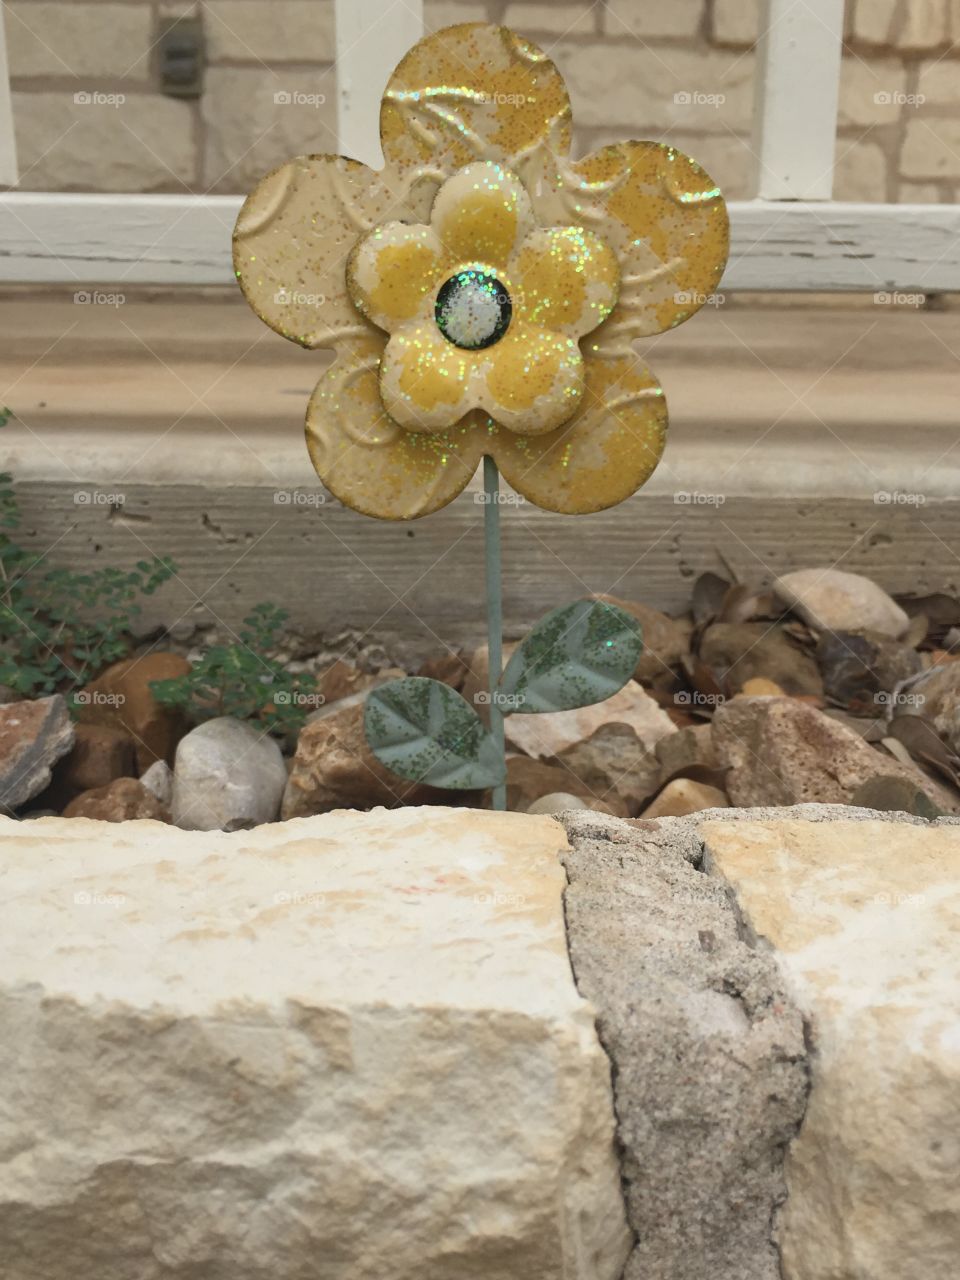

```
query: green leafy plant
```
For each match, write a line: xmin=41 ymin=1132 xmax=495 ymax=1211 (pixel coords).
xmin=149 ymin=602 xmax=318 ymax=734
xmin=0 ymin=410 xmax=176 ymax=699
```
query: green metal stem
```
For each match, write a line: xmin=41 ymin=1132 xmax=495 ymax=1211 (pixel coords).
xmin=483 ymin=454 xmax=507 ymax=811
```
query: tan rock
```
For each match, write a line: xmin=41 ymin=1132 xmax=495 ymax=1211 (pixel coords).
xmin=712 ymin=695 xmax=960 ymax=813
xmin=64 ymin=777 xmax=169 ymax=822
xmin=0 ymin=807 xmax=631 ymax=1278
xmin=281 ymin=691 xmax=446 ymax=817
xmin=640 ymin=778 xmax=729 ymax=818
xmin=740 ymin=677 xmax=786 ymax=697
xmin=773 ymin=568 xmax=909 ymax=638
xmin=0 ymin=696 xmax=75 ymax=811
xmin=703 ymin=817 xmax=960 ymax=1280
xmin=505 ymin=681 xmax=675 ymax=760
xmin=78 ymin=652 xmax=191 ymax=771
xmin=552 ymin=724 xmax=662 ymax=816
xmin=654 ymin=721 xmax=720 ymax=778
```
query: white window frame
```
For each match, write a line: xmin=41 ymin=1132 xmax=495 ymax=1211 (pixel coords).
xmin=0 ymin=0 xmax=957 ymax=294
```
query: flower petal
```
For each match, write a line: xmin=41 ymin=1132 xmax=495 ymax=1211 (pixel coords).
xmin=379 ymin=324 xmax=479 ymax=433
xmin=306 ymin=334 xmax=484 ymax=519
xmin=484 ymin=324 xmax=583 ymax=435
xmin=348 ymin=222 xmax=450 ymax=333
xmin=380 ymin=24 xmax=572 ymax=179
xmin=514 ymin=225 xmax=619 ymax=337
xmin=431 ymin=161 xmax=534 ymax=268
xmin=233 ymin=155 xmax=430 ymax=349
xmin=565 ymin=141 xmax=729 ymax=343
xmin=491 ymin=350 xmax=666 ymax=513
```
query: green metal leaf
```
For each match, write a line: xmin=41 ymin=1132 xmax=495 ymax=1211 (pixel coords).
xmin=364 ymin=676 xmax=506 ymax=790
xmin=499 ymin=599 xmax=643 ymax=714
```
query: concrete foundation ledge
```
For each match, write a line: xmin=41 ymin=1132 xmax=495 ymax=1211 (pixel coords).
xmin=1 ymin=804 xmax=958 ymax=1279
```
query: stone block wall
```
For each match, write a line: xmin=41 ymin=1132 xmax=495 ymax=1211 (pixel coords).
xmin=3 ymin=0 xmax=959 ymax=200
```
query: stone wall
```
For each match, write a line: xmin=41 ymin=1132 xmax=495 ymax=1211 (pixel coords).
xmin=3 ymin=0 xmax=959 ymax=201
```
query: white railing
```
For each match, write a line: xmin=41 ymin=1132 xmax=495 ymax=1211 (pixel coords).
xmin=0 ymin=0 xmax=957 ymax=294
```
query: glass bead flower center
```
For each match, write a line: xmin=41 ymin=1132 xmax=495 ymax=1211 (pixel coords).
xmin=435 ymin=269 xmax=511 ymax=350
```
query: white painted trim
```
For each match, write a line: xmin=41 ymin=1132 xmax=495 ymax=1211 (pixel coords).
xmin=0 ymin=7 xmax=18 ymax=187
xmin=752 ymin=0 xmax=844 ymax=200
xmin=0 ymin=194 xmax=957 ymax=293
xmin=334 ymin=0 xmax=423 ymax=165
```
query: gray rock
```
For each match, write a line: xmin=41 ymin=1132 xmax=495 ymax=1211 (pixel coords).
xmin=172 ymin=717 xmax=287 ymax=831
xmin=898 ymin=660 xmax=960 ymax=753
xmin=774 ymin=568 xmax=909 ymax=638
xmin=558 ymin=810 xmax=809 ymax=1280
xmin=0 ymin=695 xmax=74 ymax=810
xmin=139 ymin=759 xmax=173 ymax=806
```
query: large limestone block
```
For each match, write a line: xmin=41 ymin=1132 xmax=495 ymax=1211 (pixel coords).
xmin=703 ymin=816 xmax=960 ymax=1280
xmin=0 ymin=808 xmax=630 ymax=1280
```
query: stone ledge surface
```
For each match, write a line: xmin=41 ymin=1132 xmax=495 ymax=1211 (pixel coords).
xmin=702 ymin=814 xmax=960 ymax=1280
xmin=0 ymin=807 xmax=630 ymax=1280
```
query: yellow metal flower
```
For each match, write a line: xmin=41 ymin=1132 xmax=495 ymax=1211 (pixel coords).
xmin=347 ymin=161 xmax=620 ymax=436
xmin=234 ymin=23 xmax=729 ymax=519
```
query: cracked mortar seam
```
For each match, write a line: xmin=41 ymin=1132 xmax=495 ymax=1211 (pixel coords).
xmin=556 ymin=808 xmax=813 ymax=1280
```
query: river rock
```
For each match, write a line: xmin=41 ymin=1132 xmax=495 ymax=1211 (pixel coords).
xmin=505 ymin=682 xmax=675 ymax=760
xmin=712 ymin=695 xmax=959 ymax=812
xmin=77 ymin=652 xmax=191 ymax=770
xmin=816 ymin=629 xmax=924 ymax=712
xmin=0 ymin=807 xmax=631 ymax=1279
xmin=64 ymin=777 xmax=169 ymax=823
xmin=0 ymin=695 xmax=75 ymax=811
xmin=700 ymin=623 xmax=822 ymax=696
xmin=172 ymin=717 xmax=287 ymax=831
xmin=774 ymin=569 xmax=909 ymax=638
xmin=527 ymin=791 xmax=592 ymax=815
